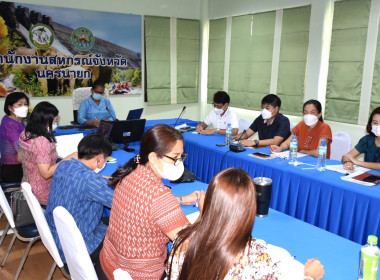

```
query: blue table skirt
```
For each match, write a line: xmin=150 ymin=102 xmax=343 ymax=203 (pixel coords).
xmin=182 ymin=131 xmax=380 ymax=245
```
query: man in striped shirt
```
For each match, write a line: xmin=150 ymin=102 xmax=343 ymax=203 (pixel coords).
xmin=45 ymin=134 xmax=114 ymax=269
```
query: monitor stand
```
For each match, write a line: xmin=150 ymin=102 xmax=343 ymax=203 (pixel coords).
xmin=123 ymin=139 xmax=135 ymax=152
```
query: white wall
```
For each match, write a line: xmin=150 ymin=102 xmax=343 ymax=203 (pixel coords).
xmin=0 ymin=0 xmax=202 ymax=125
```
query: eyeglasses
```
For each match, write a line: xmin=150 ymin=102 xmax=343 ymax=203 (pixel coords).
xmin=163 ymin=153 xmax=188 ymax=166
xmin=212 ymin=103 xmax=224 ymax=109
xmin=94 ymin=91 xmax=105 ymax=95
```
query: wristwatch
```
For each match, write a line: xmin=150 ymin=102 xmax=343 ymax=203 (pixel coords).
xmin=216 ymin=128 xmax=220 ymax=134
xmin=254 ymin=140 xmax=259 ymax=147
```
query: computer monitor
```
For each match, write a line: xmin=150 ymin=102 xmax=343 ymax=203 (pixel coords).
xmin=126 ymin=108 xmax=144 ymax=120
xmin=109 ymin=119 xmax=146 ymax=151
xmin=97 ymin=121 xmax=114 ymax=137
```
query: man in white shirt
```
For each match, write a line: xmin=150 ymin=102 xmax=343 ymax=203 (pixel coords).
xmin=196 ymin=91 xmax=239 ymax=135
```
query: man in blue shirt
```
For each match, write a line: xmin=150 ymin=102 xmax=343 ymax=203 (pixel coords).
xmin=45 ymin=134 xmax=113 ymax=266
xmin=233 ymin=94 xmax=290 ymax=147
xmin=78 ymin=80 xmax=117 ymax=126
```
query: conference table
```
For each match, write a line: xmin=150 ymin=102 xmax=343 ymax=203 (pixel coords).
xmin=99 ymin=147 xmax=364 ymax=280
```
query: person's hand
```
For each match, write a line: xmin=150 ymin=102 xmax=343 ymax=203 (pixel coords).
xmin=270 ymin=145 xmax=282 ymax=153
xmin=196 ymin=124 xmax=203 ymax=133
xmin=343 ymin=161 xmax=355 ymax=171
xmin=200 ymin=129 xmax=216 ymax=135
xmin=102 ymin=175 xmax=112 ymax=179
xmin=93 ymin=118 xmax=101 ymax=127
xmin=183 ymin=190 xmax=205 ymax=206
xmin=198 ymin=191 xmax=206 ymax=212
xmin=304 ymin=258 xmax=324 ymax=280
xmin=239 ymin=139 xmax=254 ymax=147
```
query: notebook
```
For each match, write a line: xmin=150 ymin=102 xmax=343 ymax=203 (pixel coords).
xmin=55 ymin=133 xmax=84 ymax=158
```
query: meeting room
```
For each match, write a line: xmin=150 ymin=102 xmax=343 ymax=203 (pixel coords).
xmin=0 ymin=0 xmax=379 ymax=279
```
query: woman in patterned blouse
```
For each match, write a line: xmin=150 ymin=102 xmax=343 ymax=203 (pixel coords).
xmin=166 ymin=168 xmax=325 ymax=280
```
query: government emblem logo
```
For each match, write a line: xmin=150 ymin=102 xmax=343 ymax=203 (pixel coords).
xmin=71 ymin=27 xmax=95 ymax=51
xmin=29 ymin=24 xmax=54 ymax=49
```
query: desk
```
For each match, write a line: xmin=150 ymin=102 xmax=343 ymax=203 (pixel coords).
xmin=144 ymin=118 xmax=199 ymax=132
xmin=181 ymin=131 xmax=380 ymax=245
xmin=167 ymin=179 xmax=364 ymax=280
xmin=103 ymin=149 xmax=365 ymax=280
xmin=54 ymin=126 xmax=97 ymax=136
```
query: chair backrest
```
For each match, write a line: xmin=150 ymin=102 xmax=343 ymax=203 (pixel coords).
xmin=53 ymin=206 xmax=98 ymax=280
xmin=21 ymin=182 xmax=64 ymax=268
xmin=238 ymin=118 xmax=251 ymax=133
xmin=0 ymin=188 xmax=15 ymax=228
xmin=72 ymin=87 xmax=110 ymax=123
xmin=330 ymin=131 xmax=352 ymax=161
xmin=113 ymin=268 xmax=133 ymax=280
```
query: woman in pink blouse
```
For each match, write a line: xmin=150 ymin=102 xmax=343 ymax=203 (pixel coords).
xmin=0 ymin=92 xmax=29 ymax=182
xmin=18 ymin=102 xmax=76 ymax=206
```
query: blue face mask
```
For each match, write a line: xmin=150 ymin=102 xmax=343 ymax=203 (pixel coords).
xmin=93 ymin=93 xmax=103 ymax=101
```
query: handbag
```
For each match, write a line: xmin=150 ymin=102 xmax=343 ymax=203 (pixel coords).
xmin=10 ymin=190 xmax=34 ymax=227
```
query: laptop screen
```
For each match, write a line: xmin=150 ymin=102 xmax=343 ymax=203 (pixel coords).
xmin=126 ymin=108 xmax=144 ymax=120
xmin=97 ymin=121 xmax=114 ymax=137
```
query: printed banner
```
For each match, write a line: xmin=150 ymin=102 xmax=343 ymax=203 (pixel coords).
xmin=0 ymin=1 xmax=142 ymax=97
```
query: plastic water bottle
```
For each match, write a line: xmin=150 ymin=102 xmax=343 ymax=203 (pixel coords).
xmin=358 ymin=235 xmax=380 ymax=280
xmin=317 ymin=140 xmax=327 ymax=171
xmin=288 ymin=135 xmax=298 ymax=165
xmin=225 ymin=124 xmax=232 ymax=146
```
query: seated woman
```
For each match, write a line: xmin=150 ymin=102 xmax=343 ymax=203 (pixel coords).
xmin=343 ymin=107 xmax=380 ymax=171
xmin=0 ymin=92 xmax=29 ymax=182
xmin=18 ymin=102 xmax=76 ymax=206
xmin=166 ymin=168 xmax=325 ymax=280
xmin=78 ymin=81 xmax=116 ymax=127
xmin=270 ymin=99 xmax=332 ymax=158
xmin=97 ymin=124 xmax=205 ymax=280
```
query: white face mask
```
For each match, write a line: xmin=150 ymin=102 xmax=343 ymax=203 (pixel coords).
xmin=52 ymin=123 xmax=58 ymax=131
xmin=94 ymin=159 xmax=106 ymax=173
xmin=13 ymin=106 xmax=29 ymax=118
xmin=155 ymin=158 xmax=184 ymax=181
xmin=303 ymin=114 xmax=319 ymax=126
xmin=214 ymin=108 xmax=224 ymax=116
xmin=261 ymin=109 xmax=272 ymax=120
xmin=372 ymin=125 xmax=380 ymax=137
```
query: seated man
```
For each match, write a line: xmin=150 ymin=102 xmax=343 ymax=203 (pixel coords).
xmin=196 ymin=91 xmax=238 ymax=135
xmin=233 ymin=94 xmax=290 ymax=147
xmin=45 ymin=134 xmax=113 ymax=267
xmin=78 ymin=80 xmax=117 ymax=126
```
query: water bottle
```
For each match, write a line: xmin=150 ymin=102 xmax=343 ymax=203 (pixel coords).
xmin=317 ymin=140 xmax=327 ymax=171
xmin=288 ymin=135 xmax=298 ymax=165
xmin=358 ymin=235 xmax=380 ymax=280
xmin=225 ymin=124 xmax=232 ymax=146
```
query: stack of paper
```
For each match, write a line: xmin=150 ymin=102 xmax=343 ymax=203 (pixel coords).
xmin=55 ymin=133 xmax=83 ymax=158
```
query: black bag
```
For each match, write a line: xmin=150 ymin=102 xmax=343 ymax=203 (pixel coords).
xmin=10 ymin=191 xmax=34 ymax=227
xmin=170 ymin=170 xmax=197 ymax=183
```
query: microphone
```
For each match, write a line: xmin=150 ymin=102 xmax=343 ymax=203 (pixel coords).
xmin=105 ymin=107 xmax=116 ymax=121
xmin=229 ymin=130 xmax=246 ymax=153
xmin=174 ymin=106 xmax=186 ymax=127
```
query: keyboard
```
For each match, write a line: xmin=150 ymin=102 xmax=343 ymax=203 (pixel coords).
xmin=59 ymin=125 xmax=97 ymax=130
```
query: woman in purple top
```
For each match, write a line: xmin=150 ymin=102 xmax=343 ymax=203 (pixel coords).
xmin=0 ymin=92 xmax=29 ymax=182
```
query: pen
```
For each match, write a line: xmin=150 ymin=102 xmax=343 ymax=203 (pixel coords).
xmin=192 ymin=198 xmax=200 ymax=207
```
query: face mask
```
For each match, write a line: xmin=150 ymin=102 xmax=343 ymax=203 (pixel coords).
xmin=214 ymin=108 xmax=224 ymax=116
xmin=303 ymin=114 xmax=319 ymax=126
xmin=52 ymin=123 xmax=58 ymax=131
xmin=13 ymin=106 xmax=29 ymax=118
xmin=261 ymin=109 xmax=272 ymax=120
xmin=93 ymin=93 xmax=103 ymax=101
xmin=94 ymin=159 xmax=106 ymax=173
xmin=372 ymin=125 xmax=380 ymax=137
xmin=154 ymin=158 xmax=184 ymax=181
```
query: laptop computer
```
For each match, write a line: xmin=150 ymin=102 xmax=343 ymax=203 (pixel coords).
xmin=109 ymin=119 xmax=146 ymax=144
xmin=126 ymin=108 xmax=144 ymax=120
xmin=97 ymin=121 xmax=114 ymax=138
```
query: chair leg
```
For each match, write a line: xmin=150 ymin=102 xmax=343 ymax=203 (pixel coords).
xmin=13 ymin=237 xmax=40 ymax=280
xmin=0 ymin=223 xmax=10 ymax=246
xmin=46 ymin=262 xmax=57 ymax=280
xmin=1 ymin=233 xmax=16 ymax=267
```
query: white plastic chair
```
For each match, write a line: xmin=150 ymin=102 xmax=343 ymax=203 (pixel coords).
xmin=72 ymin=87 xmax=109 ymax=124
xmin=330 ymin=131 xmax=352 ymax=161
xmin=0 ymin=185 xmax=40 ymax=280
xmin=53 ymin=206 xmax=98 ymax=280
xmin=21 ymin=182 xmax=70 ymax=279
xmin=113 ymin=268 xmax=133 ymax=280
xmin=238 ymin=118 xmax=251 ymax=133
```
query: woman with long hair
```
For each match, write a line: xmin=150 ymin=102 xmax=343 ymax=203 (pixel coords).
xmin=270 ymin=99 xmax=332 ymax=158
xmin=343 ymin=107 xmax=380 ymax=170
xmin=97 ymin=124 xmax=204 ymax=280
xmin=167 ymin=168 xmax=324 ymax=280
xmin=0 ymin=92 xmax=29 ymax=182
xmin=18 ymin=101 xmax=76 ymax=205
